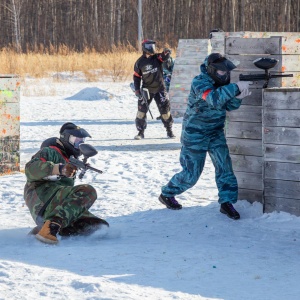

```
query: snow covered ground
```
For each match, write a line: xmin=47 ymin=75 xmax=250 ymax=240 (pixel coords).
xmin=1 ymin=76 xmax=300 ymax=300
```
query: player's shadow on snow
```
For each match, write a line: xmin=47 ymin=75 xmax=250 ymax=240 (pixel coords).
xmin=0 ymin=201 xmax=267 ymax=298
xmin=64 ymin=87 xmax=113 ymax=101
xmin=93 ymin=142 xmax=181 ymax=152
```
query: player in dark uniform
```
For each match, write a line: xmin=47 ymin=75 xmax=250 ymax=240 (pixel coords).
xmin=133 ymin=40 xmax=175 ymax=140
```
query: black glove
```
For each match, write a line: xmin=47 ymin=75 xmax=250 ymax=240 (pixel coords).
xmin=59 ymin=163 xmax=77 ymax=178
xmin=164 ymin=48 xmax=171 ymax=55
xmin=135 ymin=90 xmax=143 ymax=101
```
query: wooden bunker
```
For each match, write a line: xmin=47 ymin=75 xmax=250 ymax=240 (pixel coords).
xmin=170 ymin=32 xmax=300 ymax=216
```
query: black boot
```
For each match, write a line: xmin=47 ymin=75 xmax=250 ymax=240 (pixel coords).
xmin=134 ymin=131 xmax=144 ymax=140
xmin=166 ymin=128 xmax=175 ymax=139
xmin=220 ymin=202 xmax=240 ymax=220
xmin=159 ymin=194 xmax=182 ymax=210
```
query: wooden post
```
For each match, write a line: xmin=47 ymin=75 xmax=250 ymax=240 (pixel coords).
xmin=0 ymin=76 xmax=20 ymax=175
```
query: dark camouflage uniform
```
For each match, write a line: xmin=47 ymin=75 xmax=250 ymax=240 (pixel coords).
xmin=24 ymin=146 xmax=100 ymax=231
xmin=161 ymin=57 xmax=241 ymax=204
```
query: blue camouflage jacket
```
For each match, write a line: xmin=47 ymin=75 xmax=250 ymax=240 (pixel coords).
xmin=181 ymin=60 xmax=241 ymax=149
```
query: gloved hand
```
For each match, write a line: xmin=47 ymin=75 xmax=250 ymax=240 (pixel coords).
xmin=135 ymin=90 xmax=143 ymax=101
xmin=235 ymin=81 xmax=253 ymax=92
xmin=59 ymin=163 xmax=77 ymax=178
xmin=236 ymin=89 xmax=252 ymax=99
xmin=163 ymin=48 xmax=171 ymax=55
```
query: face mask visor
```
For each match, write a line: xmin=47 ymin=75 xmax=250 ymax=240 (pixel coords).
xmin=69 ymin=135 xmax=86 ymax=149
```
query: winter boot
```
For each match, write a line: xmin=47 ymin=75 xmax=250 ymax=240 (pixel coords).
xmin=220 ymin=202 xmax=240 ymax=220
xmin=159 ymin=194 xmax=182 ymax=210
xmin=35 ymin=220 xmax=61 ymax=244
xmin=166 ymin=128 xmax=175 ymax=139
xmin=134 ymin=131 xmax=144 ymax=140
xmin=59 ymin=217 xmax=109 ymax=237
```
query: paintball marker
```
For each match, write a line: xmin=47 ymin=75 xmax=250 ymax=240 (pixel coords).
xmin=130 ymin=82 xmax=153 ymax=119
xmin=239 ymin=57 xmax=293 ymax=88
xmin=69 ymin=143 xmax=103 ymax=179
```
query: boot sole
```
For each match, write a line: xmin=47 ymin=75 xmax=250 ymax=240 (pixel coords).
xmin=158 ymin=196 xmax=182 ymax=210
xmin=35 ymin=234 xmax=59 ymax=244
xmin=220 ymin=208 xmax=240 ymax=220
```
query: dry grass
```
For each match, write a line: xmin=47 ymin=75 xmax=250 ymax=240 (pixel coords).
xmin=0 ymin=44 xmax=176 ymax=82
xmin=0 ymin=44 xmax=141 ymax=82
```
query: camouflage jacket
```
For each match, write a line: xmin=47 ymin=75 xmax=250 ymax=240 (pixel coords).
xmin=24 ymin=146 xmax=75 ymax=222
xmin=181 ymin=61 xmax=241 ymax=149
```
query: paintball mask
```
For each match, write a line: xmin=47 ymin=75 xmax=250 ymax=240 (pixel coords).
xmin=206 ymin=53 xmax=236 ymax=86
xmin=142 ymin=40 xmax=156 ymax=55
xmin=59 ymin=122 xmax=91 ymax=158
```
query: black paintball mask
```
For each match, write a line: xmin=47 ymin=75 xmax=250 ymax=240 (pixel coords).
xmin=206 ymin=53 xmax=236 ymax=86
xmin=142 ymin=40 xmax=156 ymax=55
xmin=59 ymin=122 xmax=91 ymax=158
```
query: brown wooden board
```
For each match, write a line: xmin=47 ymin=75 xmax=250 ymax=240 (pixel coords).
xmin=235 ymin=171 xmax=263 ymax=190
xmin=265 ymin=161 xmax=300 ymax=181
xmin=226 ymin=105 xmax=262 ymax=123
xmin=264 ymin=144 xmax=300 ymax=163
xmin=238 ymin=188 xmax=263 ymax=203
xmin=263 ymin=88 xmax=300 ymax=109
xmin=227 ymin=138 xmax=262 ymax=156
xmin=226 ymin=121 xmax=262 ymax=139
xmin=263 ymin=110 xmax=300 ymax=127
xmin=225 ymin=37 xmax=281 ymax=55
xmin=264 ymin=179 xmax=300 ymax=200
xmin=264 ymin=127 xmax=300 ymax=146
xmin=0 ymin=136 xmax=20 ymax=174
xmin=231 ymin=154 xmax=263 ymax=174
xmin=264 ymin=197 xmax=300 ymax=216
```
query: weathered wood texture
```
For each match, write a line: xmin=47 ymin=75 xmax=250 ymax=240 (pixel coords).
xmin=0 ymin=76 xmax=20 ymax=174
xmin=263 ymin=88 xmax=300 ymax=216
xmin=170 ymin=39 xmax=209 ymax=117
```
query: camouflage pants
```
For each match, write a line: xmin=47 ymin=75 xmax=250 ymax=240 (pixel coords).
xmin=161 ymin=135 xmax=238 ymax=204
xmin=135 ymin=90 xmax=173 ymax=131
xmin=42 ymin=184 xmax=98 ymax=228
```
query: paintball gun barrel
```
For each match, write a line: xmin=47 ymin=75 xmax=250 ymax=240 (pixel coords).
xmin=69 ymin=143 xmax=103 ymax=179
xmin=239 ymin=57 xmax=293 ymax=88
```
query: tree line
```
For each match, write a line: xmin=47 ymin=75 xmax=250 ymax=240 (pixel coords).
xmin=0 ymin=0 xmax=299 ymax=53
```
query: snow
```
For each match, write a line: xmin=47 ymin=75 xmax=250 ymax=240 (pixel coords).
xmin=1 ymin=75 xmax=300 ymax=300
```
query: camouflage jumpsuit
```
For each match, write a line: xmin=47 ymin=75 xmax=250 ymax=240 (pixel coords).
xmin=161 ymin=59 xmax=241 ymax=204
xmin=24 ymin=146 xmax=102 ymax=234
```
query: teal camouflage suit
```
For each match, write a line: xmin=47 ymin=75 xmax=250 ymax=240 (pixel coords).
xmin=24 ymin=145 xmax=100 ymax=231
xmin=161 ymin=58 xmax=241 ymax=204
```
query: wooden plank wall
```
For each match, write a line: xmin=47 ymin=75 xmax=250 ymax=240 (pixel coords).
xmin=169 ymin=39 xmax=209 ymax=117
xmin=263 ymin=88 xmax=300 ymax=216
xmin=210 ymin=31 xmax=300 ymax=87
xmin=210 ymin=31 xmax=300 ymax=211
xmin=0 ymin=76 xmax=21 ymax=174
xmin=224 ymin=37 xmax=284 ymax=203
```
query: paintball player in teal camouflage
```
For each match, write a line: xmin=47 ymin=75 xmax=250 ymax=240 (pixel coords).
xmin=24 ymin=122 xmax=108 ymax=244
xmin=159 ymin=53 xmax=252 ymax=220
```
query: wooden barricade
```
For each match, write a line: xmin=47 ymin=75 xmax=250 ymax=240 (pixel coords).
xmin=263 ymin=88 xmax=300 ymax=216
xmin=169 ymin=39 xmax=209 ymax=117
xmin=0 ymin=76 xmax=21 ymax=174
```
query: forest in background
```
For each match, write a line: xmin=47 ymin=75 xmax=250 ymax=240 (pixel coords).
xmin=0 ymin=0 xmax=299 ymax=53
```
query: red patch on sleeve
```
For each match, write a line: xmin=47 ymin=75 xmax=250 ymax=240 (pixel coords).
xmin=134 ymin=71 xmax=142 ymax=78
xmin=202 ymin=89 xmax=212 ymax=101
xmin=40 ymin=158 xmax=46 ymax=162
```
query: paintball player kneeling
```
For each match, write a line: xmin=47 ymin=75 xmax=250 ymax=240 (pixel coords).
xmin=24 ymin=122 xmax=108 ymax=244
xmin=159 ymin=53 xmax=252 ymax=220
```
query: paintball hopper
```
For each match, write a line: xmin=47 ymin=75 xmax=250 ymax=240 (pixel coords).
xmin=253 ymin=57 xmax=278 ymax=70
xmin=79 ymin=143 xmax=98 ymax=161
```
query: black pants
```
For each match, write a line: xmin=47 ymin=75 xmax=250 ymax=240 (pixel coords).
xmin=135 ymin=90 xmax=173 ymax=132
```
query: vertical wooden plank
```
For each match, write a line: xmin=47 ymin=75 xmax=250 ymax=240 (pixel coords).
xmin=0 ymin=76 xmax=20 ymax=174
